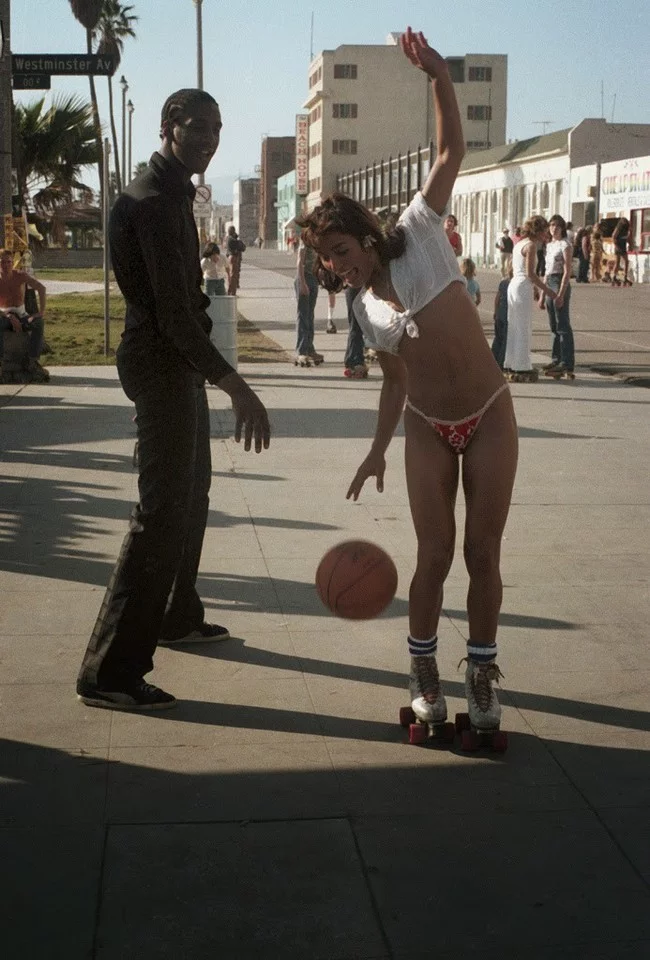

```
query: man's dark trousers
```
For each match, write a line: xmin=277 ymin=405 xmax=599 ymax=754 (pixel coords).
xmin=77 ymin=332 xmax=212 ymax=691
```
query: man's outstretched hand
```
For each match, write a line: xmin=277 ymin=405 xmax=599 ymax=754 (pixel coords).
xmin=221 ymin=374 xmax=271 ymax=453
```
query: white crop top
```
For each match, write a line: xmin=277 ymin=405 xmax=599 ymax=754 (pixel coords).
xmin=352 ymin=191 xmax=464 ymax=355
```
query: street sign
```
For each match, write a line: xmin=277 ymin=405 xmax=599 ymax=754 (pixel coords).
xmin=13 ymin=74 xmax=51 ymax=90
xmin=193 ymin=183 xmax=212 ymax=220
xmin=12 ymin=53 xmax=116 ymax=76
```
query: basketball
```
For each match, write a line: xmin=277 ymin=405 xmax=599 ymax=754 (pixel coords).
xmin=315 ymin=540 xmax=398 ymax=620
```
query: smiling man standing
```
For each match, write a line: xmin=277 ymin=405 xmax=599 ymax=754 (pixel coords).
xmin=76 ymin=89 xmax=271 ymax=712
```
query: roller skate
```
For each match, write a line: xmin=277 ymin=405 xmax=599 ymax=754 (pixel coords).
xmin=542 ymin=359 xmax=561 ymax=372
xmin=455 ymin=657 xmax=508 ymax=753
xmin=364 ymin=348 xmax=378 ymax=364
xmin=623 ymin=277 xmax=633 ymax=287
xmin=294 ymin=354 xmax=312 ymax=367
xmin=545 ymin=363 xmax=575 ymax=381
xmin=309 ymin=351 xmax=324 ymax=366
xmin=507 ymin=368 xmax=538 ymax=383
xmin=399 ymin=655 xmax=455 ymax=747
xmin=343 ymin=364 xmax=369 ymax=379
xmin=325 ymin=320 xmax=337 ymax=334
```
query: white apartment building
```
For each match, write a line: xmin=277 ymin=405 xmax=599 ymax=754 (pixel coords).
xmin=303 ymin=34 xmax=506 ymax=210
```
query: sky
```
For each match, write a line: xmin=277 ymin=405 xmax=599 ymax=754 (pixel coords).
xmin=9 ymin=0 xmax=650 ymax=202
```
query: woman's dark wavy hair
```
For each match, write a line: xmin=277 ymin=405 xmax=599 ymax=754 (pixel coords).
xmin=295 ymin=193 xmax=407 ymax=293
xmin=548 ymin=214 xmax=567 ymax=238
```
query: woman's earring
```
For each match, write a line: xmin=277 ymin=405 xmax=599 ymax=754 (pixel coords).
xmin=362 ymin=235 xmax=375 ymax=249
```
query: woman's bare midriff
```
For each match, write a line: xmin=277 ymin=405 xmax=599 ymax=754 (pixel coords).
xmin=398 ymin=280 xmax=506 ymax=420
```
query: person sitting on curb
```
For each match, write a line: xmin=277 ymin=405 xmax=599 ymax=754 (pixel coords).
xmin=0 ymin=248 xmax=49 ymax=383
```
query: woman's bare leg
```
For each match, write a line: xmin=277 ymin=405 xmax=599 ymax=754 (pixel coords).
xmin=404 ymin=408 xmax=459 ymax=640
xmin=461 ymin=390 xmax=518 ymax=644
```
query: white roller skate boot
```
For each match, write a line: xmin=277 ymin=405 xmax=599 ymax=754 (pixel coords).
xmin=399 ymin=641 xmax=455 ymax=745
xmin=455 ymin=646 xmax=508 ymax=752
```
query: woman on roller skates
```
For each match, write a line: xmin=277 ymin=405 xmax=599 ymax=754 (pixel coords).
xmin=504 ymin=216 xmax=557 ymax=382
xmin=297 ymin=27 xmax=519 ymax=749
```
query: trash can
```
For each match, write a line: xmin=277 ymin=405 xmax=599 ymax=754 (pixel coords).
xmin=207 ymin=295 xmax=238 ymax=370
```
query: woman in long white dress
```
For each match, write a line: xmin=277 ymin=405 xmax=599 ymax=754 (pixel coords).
xmin=505 ymin=216 xmax=556 ymax=382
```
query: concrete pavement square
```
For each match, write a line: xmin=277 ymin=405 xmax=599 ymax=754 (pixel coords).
xmin=96 ymin=820 xmax=387 ymax=960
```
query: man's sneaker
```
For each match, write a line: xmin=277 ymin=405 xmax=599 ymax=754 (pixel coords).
xmin=77 ymin=680 xmax=176 ymax=711
xmin=158 ymin=623 xmax=230 ymax=647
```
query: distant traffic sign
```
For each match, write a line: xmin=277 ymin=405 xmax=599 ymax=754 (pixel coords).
xmin=193 ymin=184 xmax=212 ymax=220
xmin=12 ymin=54 xmax=115 ymax=76
xmin=13 ymin=74 xmax=51 ymax=90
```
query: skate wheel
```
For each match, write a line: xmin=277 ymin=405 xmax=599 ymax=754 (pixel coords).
xmin=460 ymin=729 xmax=480 ymax=751
xmin=441 ymin=721 xmax=456 ymax=743
xmin=409 ymin=723 xmax=428 ymax=745
xmin=399 ymin=706 xmax=416 ymax=728
xmin=491 ymin=730 xmax=508 ymax=753
xmin=455 ymin=712 xmax=470 ymax=733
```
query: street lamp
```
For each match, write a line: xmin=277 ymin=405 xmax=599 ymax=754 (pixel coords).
xmin=192 ymin=0 xmax=205 ymax=189
xmin=119 ymin=75 xmax=128 ymax=190
xmin=127 ymin=99 xmax=134 ymax=185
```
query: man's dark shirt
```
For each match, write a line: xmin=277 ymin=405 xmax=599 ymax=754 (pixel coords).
xmin=498 ymin=235 xmax=514 ymax=254
xmin=109 ymin=151 xmax=234 ymax=384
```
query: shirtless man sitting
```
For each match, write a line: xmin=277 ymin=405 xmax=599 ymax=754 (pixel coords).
xmin=0 ymin=249 xmax=49 ymax=382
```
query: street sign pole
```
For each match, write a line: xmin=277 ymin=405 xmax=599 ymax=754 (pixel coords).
xmin=0 ymin=0 xmax=12 ymax=248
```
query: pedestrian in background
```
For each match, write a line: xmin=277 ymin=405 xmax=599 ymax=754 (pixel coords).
xmin=541 ymin=213 xmax=575 ymax=379
xmin=294 ymin=236 xmax=322 ymax=367
xmin=461 ymin=257 xmax=481 ymax=305
xmin=444 ymin=213 xmax=463 ymax=256
xmin=201 ymin=242 xmax=227 ymax=296
xmin=590 ymin=225 xmax=604 ymax=282
xmin=342 ymin=285 xmax=367 ymax=378
xmin=505 ymin=215 xmax=556 ymax=382
xmin=496 ymin=228 xmax=514 ymax=277
xmin=226 ymin=225 xmax=245 ymax=295
xmin=491 ymin=266 xmax=512 ymax=370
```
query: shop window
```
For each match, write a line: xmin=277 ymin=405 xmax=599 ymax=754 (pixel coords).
xmin=631 ymin=208 xmax=650 ymax=252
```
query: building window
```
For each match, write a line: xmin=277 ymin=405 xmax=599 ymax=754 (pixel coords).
xmin=445 ymin=58 xmax=465 ymax=82
xmin=468 ymin=66 xmax=492 ymax=82
xmin=309 ymin=141 xmax=321 ymax=158
xmin=332 ymin=139 xmax=357 ymax=155
xmin=332 ymin=103 xmax=358 ymax=119
xmin=309 ymin=66 xmax=322 ymax=88
xmin=333 ymin=63 xmax=357 ymax=79
xmin=466 ymin=140 xmax=491 ymax=149
xmin=309 ymin=104 xmax=322 ymax=125
xmin=309 ymin=176 xmax=321 ymax=193
xmin=467 ymin=105 xmax=492 ymax=121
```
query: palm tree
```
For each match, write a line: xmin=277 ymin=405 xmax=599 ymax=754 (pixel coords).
xmin=95 ymin=1 xmax=138 ymax=194
xmin=13 ymin=94 xmax=101 ymax=215
xmin=132 ymin=160 xmax=148 ymax=179
xmin=68 ymin=0 xmax=104 ymax=191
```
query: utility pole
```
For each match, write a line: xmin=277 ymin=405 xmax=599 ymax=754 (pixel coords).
xmin=533 ymin=121 xmax=553 ymax=136
xmin=0 ymin=0 xmax=12 ymax=248
xmin=120 ymin=75 xmax=128 ymax=193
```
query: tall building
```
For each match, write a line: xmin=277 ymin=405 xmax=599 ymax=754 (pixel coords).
xmin=303 ymin=34 xmax=506 ymax=209
xmin=233 ymin=177 xmax=260 ymax=244
xmin=259 ymin=136 xmax=295 ymax=247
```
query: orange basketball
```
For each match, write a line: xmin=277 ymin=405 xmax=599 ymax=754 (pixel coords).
xmin=315 ymin=539 xmax=398 ymax=620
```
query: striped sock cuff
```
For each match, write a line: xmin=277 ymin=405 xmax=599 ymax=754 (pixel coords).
xmin=408 ymin=635 xmax=438 ymax=657
xmin=467 ymin=642 xmax=497 ymax=664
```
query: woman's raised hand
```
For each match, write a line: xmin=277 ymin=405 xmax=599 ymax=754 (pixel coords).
xmin=400 ymin=26 xmax=447 ymax=79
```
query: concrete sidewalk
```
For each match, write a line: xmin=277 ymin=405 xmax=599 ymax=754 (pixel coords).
xmin=1 ymin=263 xmax=649 ymax=959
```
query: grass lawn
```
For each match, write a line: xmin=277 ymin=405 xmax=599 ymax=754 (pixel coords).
xmin=42 ymin=292 xmax=289 ymax=366
xmin=38 ymin=267 xmax=113 ymax=283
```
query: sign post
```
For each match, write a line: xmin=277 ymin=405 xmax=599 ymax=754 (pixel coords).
xmin=193 ymin=183 xmax=212 ymax=243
